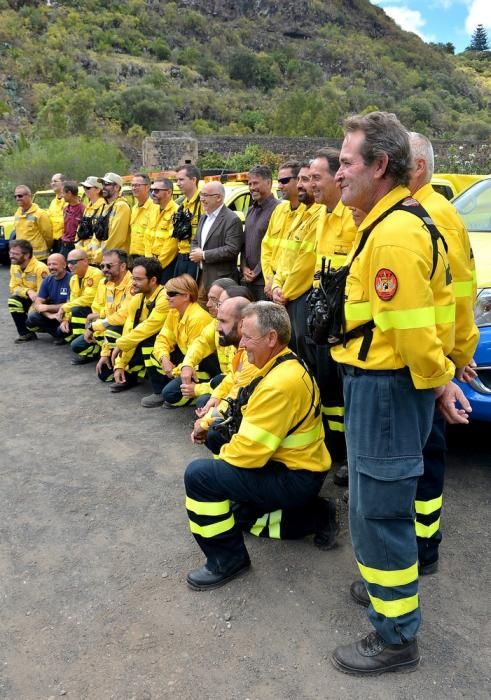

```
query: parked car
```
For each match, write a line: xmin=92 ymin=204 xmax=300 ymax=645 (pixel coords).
xmin=452 ymin=176 xmax=491 ymax=421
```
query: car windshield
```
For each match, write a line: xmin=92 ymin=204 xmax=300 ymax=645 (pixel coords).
xmin=453 ymin=179 xmax=491 ymax=233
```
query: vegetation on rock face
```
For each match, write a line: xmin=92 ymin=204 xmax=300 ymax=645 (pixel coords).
xmin=0 ymin=0 xmax=490 ymax=210
xmin=0 ymin=0 xmax=490 ymax=145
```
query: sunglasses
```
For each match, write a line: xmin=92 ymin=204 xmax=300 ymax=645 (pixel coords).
xmin=14 ymin=193 xmax=27 ymax=198
xmin=100 ymin=263 xmax=116 ymax=270
xmin=278 ymin=176 xmax=294 ymax=185
xmin=150 ymin=187 xmax=170 ymax=193
xmin=166 ymin=291 xmax=184 ymax=297
xmin=67 ymin=259 xmax=83 ymax=265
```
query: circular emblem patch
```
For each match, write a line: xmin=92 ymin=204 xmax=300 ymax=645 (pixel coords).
xmin=375 ymin=268 xmax=398 ymax=301
xmin=86 ymin=278 xmax=93 ymax=287
xmin=41 ymin=271 xmax=48 ymax=278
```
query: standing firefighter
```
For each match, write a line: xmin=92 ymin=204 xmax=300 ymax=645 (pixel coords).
xmin=329 ymin=112 xmax=457 ymax=675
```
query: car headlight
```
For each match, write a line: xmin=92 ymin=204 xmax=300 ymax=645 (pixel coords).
xmin=474 ymin=288 xmax=491 ymax=326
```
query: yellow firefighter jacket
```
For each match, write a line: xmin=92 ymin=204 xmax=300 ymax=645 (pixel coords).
xmin=331 ymin=186 xmax=456 ymax=389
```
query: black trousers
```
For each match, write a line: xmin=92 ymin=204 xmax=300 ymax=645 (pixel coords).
xmin=8 ymin=295 xmax=32 ymax=335
xmin=416 ymin=409 xmax=446 ymax=566
xmin=184 ymin=458 xmax=326 ymax=573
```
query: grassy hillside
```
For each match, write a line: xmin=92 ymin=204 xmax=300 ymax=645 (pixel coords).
xmin=0 ymin=0 xmax=490 ymax=149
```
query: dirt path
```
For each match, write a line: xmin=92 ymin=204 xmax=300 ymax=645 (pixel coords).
xmin=1 ymin=266 xmax=490 ymax=699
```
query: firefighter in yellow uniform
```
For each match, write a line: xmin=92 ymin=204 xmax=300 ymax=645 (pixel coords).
xmin=13 ymin=186 xmax=53 ymax=261
xmin=57 ymin=250 xmax=103 ymax=342
xmin=99 ymin=172 xmax=131 ymax=255
xmin=47 ymin=173 xmax=67 ymax=253
xmin=129 ymin=174 xmax=155 ymax=257
xmin=76 ymin=176 xmax=106 ymax=264
xmin=142 ymin=275 xmax=215 ymax=407
xmin=309 ymin=150 xmax=358 ymax=482
xmin=178 ymin=279 xmax=241 ymax=407
xmin=330 ymin=112 xmax=456 ymax=676
xmin=271 ymin=163 xmax=323 ymax=360
xmin=174 ymin=165 xmax=203 ymax=279
xmin=70 ymin=249 xmax=133 ymax=364
xmin=8 ymin=239 xmax=48 ymax=342
xmin=408 ymin=132 xmax=479 ymax=575
xmin=184 ymin=302 xmax=337 ymax=591
xmin=261 ymin=164 xmax=305 ymax=296
xmin=145 ymin=178 xmax=179 ymax=283
xmin=108 ymin=257 xmax=168 ymax=392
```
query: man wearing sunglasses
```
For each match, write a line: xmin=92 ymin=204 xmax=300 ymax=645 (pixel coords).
xmin=145 ymin=178 xmax=179 ymax=283
xmin=12 ymin=185 xmax=53 ymax=262
xmin=55 ymin=250 xmax=103 ymax=343
xmin=260 ymin=161 xmax=303 ymax=299
xmin=71 ymin=249 xmax=133 ymax=366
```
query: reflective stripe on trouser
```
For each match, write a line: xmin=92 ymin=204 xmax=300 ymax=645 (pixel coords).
xmin=315 ymin=344 xmax=346 ymax=462
xmin=8 ymin=295 xmax=31 ymax=335
xmin=127 ymin=335 xmax=159 ymax=378
xmin=342 ymin=366 xmax=435 ymax=644
xmin=65 ymin=305 xmax=91 ymax=342
xmin=184 ymin=458 xmax=325 ymax=572
xmin=103 ymin=324 xmax=124 ymax=350
xmin=416 ymin=409 xmax=446 ymax=566
xmin=71 ymin=333 xmax=102 ymax=358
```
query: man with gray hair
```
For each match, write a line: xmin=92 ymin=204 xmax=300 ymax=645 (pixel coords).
xmin=408 ymin=131 xmax=478 ymax=576
xmin=184 ymin=301 xmax=337 ymax=592
xmin=330 ymin=112 xmax=457 ymax=675
xmin=190 ymin=180 xmax=243 ymax=297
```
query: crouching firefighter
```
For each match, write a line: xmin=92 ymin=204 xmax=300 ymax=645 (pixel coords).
xmin=183 ymin=301 xmax=338 ymax=591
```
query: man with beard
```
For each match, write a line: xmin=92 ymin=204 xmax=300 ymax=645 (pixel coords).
xmin=271 ymin=161 xmax=323 ymax=360
xmin=241 ymin=165 xmax=279 ymax=300
xmin=70 ymin=248 xmax=133 ymax=365
xmin=184 ymin=302 xmax=337 ymax=591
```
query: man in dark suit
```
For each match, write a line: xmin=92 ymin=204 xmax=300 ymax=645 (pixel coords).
xmin=190 ymin=182 xmax=243 ymax=300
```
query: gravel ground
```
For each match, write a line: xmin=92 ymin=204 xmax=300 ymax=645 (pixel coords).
xmin=1 ymin=265 xmax=490 ymax=700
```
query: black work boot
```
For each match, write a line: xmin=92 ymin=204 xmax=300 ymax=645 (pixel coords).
xmin=333 ymin=462 xmax=349 ymax=486
xmin=332 ymin=631 xmax=420 ymax=675
xmin=350 ymin=580 xmax=370 ymax=607
xmin=313 ymin=498 xmax=339 ymax=550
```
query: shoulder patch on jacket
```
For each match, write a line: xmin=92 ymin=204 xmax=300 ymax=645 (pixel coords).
xmin=375 ymin=268 xmax=397 ymax=301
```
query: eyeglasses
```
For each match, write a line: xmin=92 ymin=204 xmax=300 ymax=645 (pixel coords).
xmin=166 ymin=291 xmax=184 ymax=297
xmin=199 ymin=193 xmax=221 ymax=199
xmin=100 ymin=262 xmax=116 ymax=270
xmin=278 ymin=176 xmax=294 ymax=185
xmin=131 ymin=183 xmax=145 ymax=188
xmin=150 ymin=187 xmax=170 ymax=193
xmin=67 ymin=258 xmax=83 ymax=265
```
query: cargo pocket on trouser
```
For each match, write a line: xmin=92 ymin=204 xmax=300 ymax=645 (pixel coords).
xmin=356 ymin=455 xmax=423 ymax=519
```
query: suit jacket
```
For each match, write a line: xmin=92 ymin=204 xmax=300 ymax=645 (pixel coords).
xmin=192 ymin=205 xmax=244 ymax=291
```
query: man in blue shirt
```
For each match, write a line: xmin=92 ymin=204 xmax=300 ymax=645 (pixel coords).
xmin=27 ymin=253 xmax=71 ymax=341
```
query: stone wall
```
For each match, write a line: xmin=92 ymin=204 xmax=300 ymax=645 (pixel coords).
xmin=143 ymin=131 xmax=491 ymax=173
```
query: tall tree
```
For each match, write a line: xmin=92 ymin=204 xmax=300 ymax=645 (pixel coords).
xmin=467 ymin=24 xmax=489 ymax=52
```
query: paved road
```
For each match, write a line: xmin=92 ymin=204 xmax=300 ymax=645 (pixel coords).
xmin=1 ymin=265 xmax=490 ymax=699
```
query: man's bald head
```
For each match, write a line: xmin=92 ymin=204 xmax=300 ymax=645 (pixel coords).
xmin=217 ymin=297 xmax=250 ymax=347
xmin=47 ymin=253 xmax=68 ymax=278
